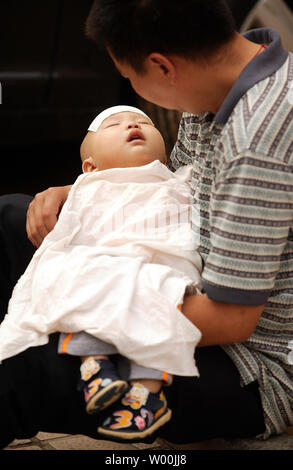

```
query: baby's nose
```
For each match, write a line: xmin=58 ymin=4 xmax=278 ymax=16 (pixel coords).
xmin=127 ymin=121 xmax=140 ymax=129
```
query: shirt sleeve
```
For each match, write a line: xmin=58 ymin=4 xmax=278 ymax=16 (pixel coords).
xmin=202 ymin=149 xmax=293 ymax=305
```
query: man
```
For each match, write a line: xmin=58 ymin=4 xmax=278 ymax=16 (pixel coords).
xmin=1 ymin=0 xmax=293 ymax=447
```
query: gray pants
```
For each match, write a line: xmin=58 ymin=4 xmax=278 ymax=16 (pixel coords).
xmin=58 ymin=332 xmax=169 ymax=382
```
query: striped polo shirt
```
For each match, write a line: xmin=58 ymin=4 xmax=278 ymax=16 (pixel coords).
xmin=170 ymin=28 xmax=293 ymax=439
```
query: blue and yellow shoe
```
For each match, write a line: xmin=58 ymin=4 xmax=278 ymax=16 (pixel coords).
xmin=80 ymin=357 xmax=129 ymax=415
xmin=97 ymin=383 xmax=172 ymax=442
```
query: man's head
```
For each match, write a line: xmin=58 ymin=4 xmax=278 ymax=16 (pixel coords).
xmin=85 ymin=1 xmax=237 ymax=113
xmin=85 ymin=0 xmax=236 ymax=73
xmin=81 ymin=106 xmax=167 ymax=172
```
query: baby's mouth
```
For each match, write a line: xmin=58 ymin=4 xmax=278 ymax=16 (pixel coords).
xmin=127 ymin=130 xmax=145 ymax=142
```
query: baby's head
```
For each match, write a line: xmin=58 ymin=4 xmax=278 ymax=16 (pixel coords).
xmin=80 ymin=105 xmax=167 ymax=172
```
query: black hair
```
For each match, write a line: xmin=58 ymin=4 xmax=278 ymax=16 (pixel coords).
xmin=85 ymin=0 xmax=236 ymax=73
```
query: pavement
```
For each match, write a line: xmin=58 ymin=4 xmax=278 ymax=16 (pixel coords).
xmin=4 ymin=433 xmax=173 ymax=451
xmin=3 ymin=427 xmax=293 ymax=451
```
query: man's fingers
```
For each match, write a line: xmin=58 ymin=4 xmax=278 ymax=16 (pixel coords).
xmin=38 ymin=191 xmax=60 ymax=234
xmin=26 ymin=215 xmax=43 ymax=248
xmin=26 ymin=191 xmax=56 ymax=247
xmin=26 ymin=195 xmax=50 ymax=247
xmin=26 ymin=186 xmax=72 ymax=248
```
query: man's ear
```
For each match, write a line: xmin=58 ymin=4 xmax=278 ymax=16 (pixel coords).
xmin=147 ymin=53 xmax=177 ymax=85
xmin=82 ymin=157 xmax=98 ymax=173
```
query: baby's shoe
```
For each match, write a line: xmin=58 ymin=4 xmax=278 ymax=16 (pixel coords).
xmin=79 ymin=357 xmax=129 ymax=415
xmin=97 ymin=382 xmax=172 ymax=442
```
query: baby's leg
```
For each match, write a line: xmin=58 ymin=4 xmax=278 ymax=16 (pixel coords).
xmin=129 ymin=361 xmax=173 ymax=393
xmin=81 ymin=354 xmax=109 ymax=362
xmin=132 ymin=378 xmax=162 ymax=393
xmin=80 ymin=354 xmax=129 ymax=415
xmin=59 ymin=333 xmax=129 ymax=415
xmin=58 ymin=331 xmax=117 ymax=356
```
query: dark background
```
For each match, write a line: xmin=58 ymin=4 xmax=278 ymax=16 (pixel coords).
xmin=1 ymin=0 xmax=293 ymax=197
xmin=0 ymin=0 xmax=136 ymax=196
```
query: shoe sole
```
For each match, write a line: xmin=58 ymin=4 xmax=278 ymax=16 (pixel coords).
xmin=97 ymin=408 xmax=172 ymax=442
xmin=86 ymin=381 xmax=129 ymax=415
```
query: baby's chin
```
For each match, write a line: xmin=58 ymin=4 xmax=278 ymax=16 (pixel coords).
xmin=97 ymin=156 xmax=167 ymax=171
xmin=132 ymin=157 xmax=166 ymax=167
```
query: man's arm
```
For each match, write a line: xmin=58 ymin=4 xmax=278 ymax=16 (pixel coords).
xmin=182 ymin=293 xmax=264 ymax=347
xmin=26 ymin=185 xmax=72 ymax=247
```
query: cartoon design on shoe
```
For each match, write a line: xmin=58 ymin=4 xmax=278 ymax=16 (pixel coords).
xmin=121 ymin=383 xmax=148 ymax=409
xmin=80 ymin=357 xmax=100 ymax=381
xmin=97 ymin=383 xmax=172 ymax=441
xmin=80 ymin=357 xmax=129 ymax=415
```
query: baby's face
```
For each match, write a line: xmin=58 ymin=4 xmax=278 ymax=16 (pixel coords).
xmin=81 ymin=111 xmax=167 ymax=172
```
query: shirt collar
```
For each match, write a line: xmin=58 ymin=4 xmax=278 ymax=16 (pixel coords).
xmin=214 ymin=28 xmax=289 ymax=125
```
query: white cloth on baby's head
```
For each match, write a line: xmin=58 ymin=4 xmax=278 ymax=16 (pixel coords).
xmin=88 ymin=105 xmax=153 ymax=132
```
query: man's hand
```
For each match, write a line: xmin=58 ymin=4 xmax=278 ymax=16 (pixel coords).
xmin=26 ymin=185 xmax=72 ymax=248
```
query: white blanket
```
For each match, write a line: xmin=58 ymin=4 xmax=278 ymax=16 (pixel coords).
xmin=0 ymin=160 xmax=202 ymax=375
